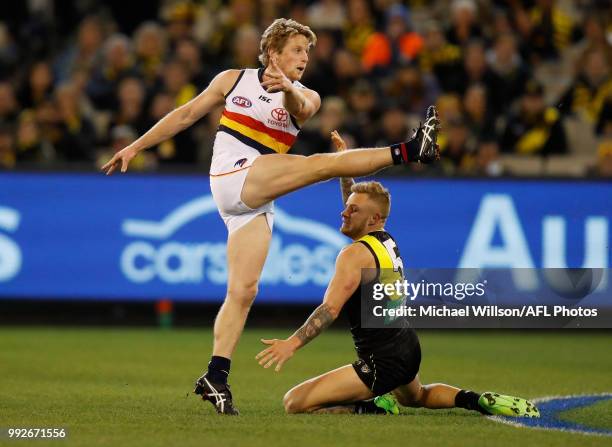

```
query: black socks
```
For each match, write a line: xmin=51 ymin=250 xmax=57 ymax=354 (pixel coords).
xmin=390 ymin=140 xmax=420 ymax=165
xmin=206 ymin=355 xmax=231 ymax=385
xmin=355 ymin=400 xmax=387 ymax=414
xmin=455 ymin=390 xmax=488 ymax=414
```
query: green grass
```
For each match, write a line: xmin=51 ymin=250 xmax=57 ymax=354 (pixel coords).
xmin=1 ymin=328 xmax=611 ymax=447
xmin=559 ymin=398 xmax=612 ymax=431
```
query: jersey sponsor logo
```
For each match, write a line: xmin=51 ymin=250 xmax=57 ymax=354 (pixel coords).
xmin=234 ymin=158 xmax=247 ymax=168
xmin=0 ymin=206 xmax=22 ymax=282
xmin=120 ymin=195 xmax=348 ymax=287
xmin=271 ymin=108 xmax=288 ymax=122
xmin=232 ymin=96 xmax=252 ymax=108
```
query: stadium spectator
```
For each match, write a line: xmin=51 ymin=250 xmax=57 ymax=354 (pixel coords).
xmin=374 ymin=105 xmax=411 ymax=147
xmin=418 ymin=21 xmax=462 ymax=92
xmin=344 ymin=0 xmax=375 ymax=57
xmin=300 ymin=30 xmax=337 ymax=98
xmin=445 ymin=0 xmax=483 ymax=47
xmin=15 ymin=110 xmax=51 ymax=164
xmin=345 ymin=79 xmax=380 ymax=147
xmin=473 ymin=138 xmax=504 ymax=177
xmin=487 ymin=33 xmax=531 ymax=115
xmin=361 ymin=4 xmax=423 ymax=73
xmin=18 ymin=61 xmax=55 ymax=109
xmin=306 ymin=0 xmax=346 ymax=31
xmin=521 ymin=0 xmax=578 ymax=62
xmin=384 ymin=60 xmax=439 ymax=118
xmin=109 ymin=76 xmax=148 ymax=135
xmin=175 ymin=38 xmax=211 ymax=89
xmin=456 ymin=40 xmax=497 ymax=99
xmin=0 ymin=82 xmax=19 ymax=126
xmin=133 ymin=21 xmax=168 ymax=86
xmin=463 ymin=83 xmax=496 ymax=140
xmin=227 ymin=25 xmax=261 ymax=69
xmin=54 ymin=15 xmax=105 ymax=82
xmin=501 ymin=79 xmax=567 ymax=156
xmin=559 ymin=48 xmax=612 ymax=124
xmin=440 ymin=116 xmax=475 ymax=174
xmin=146 ymin=91 xmax=197 ymax=164
xmin=86 ymin=34 xmax=139 ymax=110
xmin=293 ymin=96 xmax=348 ymax=156
xmin=52 ymin=82 xmax=97 ymax=162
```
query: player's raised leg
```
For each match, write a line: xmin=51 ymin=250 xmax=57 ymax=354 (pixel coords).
xmin=242 ymin=107 xmax=440 ymax=209
xmin=194 ymin=214 xmax=272 ymax=414
xmin=283 ymin=365 xmax=375 ymax=414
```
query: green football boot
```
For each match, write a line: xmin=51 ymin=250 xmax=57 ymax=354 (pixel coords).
xmin=373 ymin=394 xmax=400 ymax=415
xmin=478 ymin=392 xmax=540 ymax=418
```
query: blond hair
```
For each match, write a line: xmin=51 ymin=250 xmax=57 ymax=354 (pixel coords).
xmin=259 ymin=18 xmax=316 ymax=66
xmin=351 ymin=181 xmax=391 ymax=219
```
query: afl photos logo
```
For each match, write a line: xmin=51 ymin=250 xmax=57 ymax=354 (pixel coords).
xmin=232 ymin=96 xmax=252 ymax=108
xmin=271 ymin=108 xmax=288 ymax=122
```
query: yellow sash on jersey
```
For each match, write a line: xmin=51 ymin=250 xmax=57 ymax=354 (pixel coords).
xmin=357 ymin=234 xmax=404 ymax=301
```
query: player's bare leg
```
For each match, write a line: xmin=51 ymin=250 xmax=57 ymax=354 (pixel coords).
xmin=194 ymin=214 xmax=271 ymax=414
xmin=242 ymin=149 xmax=394 ymax=209
xmin=213 ymin=214 xmax=271 ymax=358
xmin=391 ymin=375 xmax=540 ymax=417
xmin=242 ymin=105 xmax=440 ymax=209
xmin=283 ymin=365 xmax=374 ymax=414
xmin=392 ymin=374 xmax=461 ymax=409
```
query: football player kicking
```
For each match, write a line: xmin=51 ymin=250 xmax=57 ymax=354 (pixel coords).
xmin=255 ymin=132 xmax=540 ymax=418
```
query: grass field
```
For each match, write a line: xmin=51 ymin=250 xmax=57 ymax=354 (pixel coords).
xmin=1 ymin=328 xmax=611 ymax=447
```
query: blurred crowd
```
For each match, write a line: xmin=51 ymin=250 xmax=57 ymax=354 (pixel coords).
xmin=0 ymin=0 xmax=611 ymax=177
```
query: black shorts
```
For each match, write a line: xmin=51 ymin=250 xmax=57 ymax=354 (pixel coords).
xmin=352 ymin=337 xmax=421 ymax=396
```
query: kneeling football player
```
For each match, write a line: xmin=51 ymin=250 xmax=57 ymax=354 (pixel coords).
xmin=255 ymin=132 xmax=540 ymax=417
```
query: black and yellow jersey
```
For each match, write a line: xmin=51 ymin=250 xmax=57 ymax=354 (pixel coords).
xmin=344 ymin=230 xmax=416 ymax=353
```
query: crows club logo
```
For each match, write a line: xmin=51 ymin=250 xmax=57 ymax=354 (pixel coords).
xmin=232 ymin=96 xmax=252 ymax=108
xmin=271 ymin=108 xmax=288 ymax=122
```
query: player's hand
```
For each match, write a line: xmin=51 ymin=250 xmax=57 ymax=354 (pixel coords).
xmin=331 ymin=130 xmax=348 ymax=152
xmin=256 ymin=338 xmax=299 ymax=372
xmin=101 ymin=145 xmax=138 ymax=175
xmin=262 ymin=58 xmax=293 ymax=93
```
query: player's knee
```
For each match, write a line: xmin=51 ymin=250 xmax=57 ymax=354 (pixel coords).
xmin=283 ymin=390 xmax=304 ymax=414
xmin=397 ymin=387 xmax=425 ymax=408
xmin=226 ymin=280 xmax=259 ymax=307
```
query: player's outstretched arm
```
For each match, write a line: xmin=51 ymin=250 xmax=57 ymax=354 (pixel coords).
xmin=101 ymin=70 xmax=240 ymax=175
xmin=331 ymin=130 xmax=355 ymax=205
xmin=255 ymin=244 xmax=369 ymax=372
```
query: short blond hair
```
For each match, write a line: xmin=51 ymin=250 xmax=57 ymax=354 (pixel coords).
xmin=259 ymin=18 xmax=316 ymax=66
xmin=351 ymin=181 xmax=391 ymax=219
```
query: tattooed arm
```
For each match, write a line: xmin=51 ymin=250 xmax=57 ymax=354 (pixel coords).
xmin=293 ymin=303 xmax=336 ymax=347
xmin=256 ymin=243 xmax=373 ymax=371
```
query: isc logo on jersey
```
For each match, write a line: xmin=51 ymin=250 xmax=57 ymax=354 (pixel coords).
xmin=120 ymin=196 xmax=348 ymax=286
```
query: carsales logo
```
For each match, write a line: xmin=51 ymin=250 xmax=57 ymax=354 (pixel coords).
xmin=271 ymin=108 xmax=288 ymax=122
xmin=232 ymin=96 xmax=252 ymax=108
xmin=0 ymin=206 xmax=22 ymax=282
xmin=120 ymin=195 xmax=348 ymax=287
